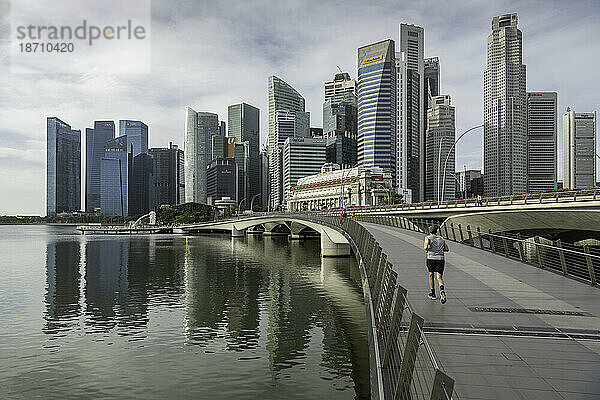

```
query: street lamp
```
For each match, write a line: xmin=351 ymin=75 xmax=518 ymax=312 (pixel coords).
xmin=249 ymin=193 xmax=261 ymax=212
xmin=440 ymin=124 xmax=484 ymax=203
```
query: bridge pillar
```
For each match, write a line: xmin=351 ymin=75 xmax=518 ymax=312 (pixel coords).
xmin=231 ymin=225 xmax=245 ymax=237
xmin=320 ymin=229 xmax=350 ymax=257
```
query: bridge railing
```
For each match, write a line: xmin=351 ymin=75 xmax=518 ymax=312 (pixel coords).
xmin=297 ymin=214 xmax=456 ymax=400
xmin=355 ymin=214 xmax=599 ymax=287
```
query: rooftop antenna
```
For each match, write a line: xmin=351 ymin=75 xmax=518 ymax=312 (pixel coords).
xmin=337 ymin=65 xmax=343 ymax=74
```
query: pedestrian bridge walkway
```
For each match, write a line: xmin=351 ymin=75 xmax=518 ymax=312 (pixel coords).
xmin=360 ymin=221 xmax=600 ymax=399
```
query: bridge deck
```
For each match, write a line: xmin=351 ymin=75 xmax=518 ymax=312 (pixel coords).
xmin=360 ymin=222 xmax=600 ymax=400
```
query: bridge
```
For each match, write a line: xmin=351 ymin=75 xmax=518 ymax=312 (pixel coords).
xmin=175 ymin=213 xmax=600 ymax=399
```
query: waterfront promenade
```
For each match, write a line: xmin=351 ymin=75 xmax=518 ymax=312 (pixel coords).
xmin=361 ymin=221 xmax=600 ymax=399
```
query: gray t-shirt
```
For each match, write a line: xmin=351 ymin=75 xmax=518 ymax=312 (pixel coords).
xmin=426 ymin=234 xmax=445 ymax=260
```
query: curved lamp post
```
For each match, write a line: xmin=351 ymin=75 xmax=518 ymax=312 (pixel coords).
xmin=249 ymin=193 xmax=261 ymax=212
xmin=440 ymin=124 xmax=484 ymax=203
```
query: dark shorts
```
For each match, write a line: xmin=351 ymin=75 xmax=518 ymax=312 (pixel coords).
xmin=426 ymin=259 xmax=445 ymax=274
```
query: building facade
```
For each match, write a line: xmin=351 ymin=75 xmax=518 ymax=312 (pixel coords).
xmin=206 ymin=158 xmax=236 ymax=205
xmin=357 ymin=40 xmax=397 ymax=187
xmin=119 ymin=120 xmax=148 ymax=157
xmin=456 ymin=169 xmax=483 ymax=198
xmin=47 ymin=117 xmax=81 ymax=216
xmin=526 ymin=92 xmax=558 ymax=192
xmin=130 ymin=153 xmax=153 ymax=216
xmin=228 ymin=103 xmax=260 ymax=208
xmin=85 ymin=121 xmax=115 ymax=212
xmin=149 ymin=142 xmax=185 ymax=208
xmin=483 ymin=13 xmax=527 ymax=196
xmin=425 ymin=95 xmax=455 ymax=202
xmin=326 ymin=135 xmax=357 ymax=169
xmin=184 ymin=108 xmax=219 ymax=204
xmin=287 ymin=166 xmax=393 ymax=211
xmin=282 ymin=137 xmax=327 ymax=206
xmin=563 ymin=109 xmax=597 ymax=189
xmin=397 ymin=24 xmax=425 ymax=202
xmin=100 ymin=136 xmax=132 ymax=216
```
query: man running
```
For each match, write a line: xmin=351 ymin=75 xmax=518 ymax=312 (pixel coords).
xmin=423 ymin=225 xmax=449 ymax=304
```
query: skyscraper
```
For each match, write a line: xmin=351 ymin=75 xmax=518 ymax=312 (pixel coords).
xmin=325 ymin=72 xmax=357 ymax=102
xmin=130 ymin=153 xmax=153 ymax=216
xmin=233 ymin=141 xmax=250 ymax=207
xmin=526 ymin=92 xmax=558 ymax=192
xmin=323 ymin=72 xmax=358 ymax=142
xmin=101 ymin=136 xmax=132 ymax=216
xmin=228 ymin=103 xmax=260 ymax=208
xmin=483 ymin=13 xmax=527 ymax=196
xmin=119 ymin=120 xmax=148 ymax=157
xmin=85 ymin=120 xmax=115 ymax=212
xmin=357 ymin=40 xmax=397 ymax=186
xmin=46 ymin=117 xmax=81 ymax=216
xmin=267 ymin=76 xmax=310 ymax=209
xmin=206 ymin=158 xmax=237 ymax=204
xmin=425 ymin=95 xmax=455 ymax=201
xmin=184 ymin=108 xmax=219 ymax=204
xmin=397 ymin=24 xmax=425 ymax=202
xmin=424 ymin=57 xmax=440 ymax=104
xmin=282 ymin=137 xmax=327 ymax=204
xmin=149 ymin=143 xmax=185 ymax=207
xmin=563 ymin=109 xmax=597 ymax=189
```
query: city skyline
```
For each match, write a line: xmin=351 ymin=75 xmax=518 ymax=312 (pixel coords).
xmin=1 ymin=1 xmax=599 ymax=214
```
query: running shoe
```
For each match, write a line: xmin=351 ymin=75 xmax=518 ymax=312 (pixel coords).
xmin=428 ymin=293 xmax=436 ymax=300
xmin=440 ymin=290 xmax=447 ymax=304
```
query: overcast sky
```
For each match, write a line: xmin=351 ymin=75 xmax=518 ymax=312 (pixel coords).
xmin=0 ymin=0 xmax=599 ymax=215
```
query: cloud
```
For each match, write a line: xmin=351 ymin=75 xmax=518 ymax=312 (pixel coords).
xmin=0 ymin=0 xmax=599 ymax=214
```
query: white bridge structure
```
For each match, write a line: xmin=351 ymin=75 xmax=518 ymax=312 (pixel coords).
xmin=175 ymin=215 xmax=351 ymax=256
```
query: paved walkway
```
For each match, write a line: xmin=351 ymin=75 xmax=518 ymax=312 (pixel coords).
xmin=361 ymin=222 xmax=600 ymax=400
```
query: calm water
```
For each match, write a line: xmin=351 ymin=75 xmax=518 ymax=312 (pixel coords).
xmin=0 ymin=225 xmax=370 ymax=399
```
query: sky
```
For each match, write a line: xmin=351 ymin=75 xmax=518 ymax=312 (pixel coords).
xmin=0 ymin=0 xmax=599 ymax=215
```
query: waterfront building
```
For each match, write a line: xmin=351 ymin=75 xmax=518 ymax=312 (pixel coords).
xmin=119 ymin=120 xmax=148 ymax=157
xmin=526 ymin=92 xmax=558 ymax=192
xmin=456 ymin=169 xmax=483 ymax=198
xmin=268 ymin=75 xmax=310 ymax=209
xmin=85 ymin=121 xmax=115 ymax=212
xmin=287 ymin=165 xmax=393 ymax=211
xmin=425 ymin=95 xmax=455 ymax=202
xmin=563 ymin=109 xmax=597 ymax=189
xmin=46 ymin=117 xmax=81 ymax=216
xmin=149 ymin=142 xmax=185 ymax=207
xmin=234 ymin=141 xmax=250 ymax=208
xmin=100 ymin=136 xmax=132 ymax=216
xmin=130 ymin=153 xmax=153 ymax=216
xmin=184 ymin=108 xmax=219 ymax=204
xmin=357 ymin=40 xmax=397 ymax=186
xmin=282 ymin=137 xmax=327 ymax=206
xmin=259 ymin=149 xmax=269 ymax=209
xmin=206 ymin=158 xmax=237 ymax=205
xmin=484 ymin=13 xmax=527 ymax=196
xmin=228 ymin=103 xmax=260 ymax=208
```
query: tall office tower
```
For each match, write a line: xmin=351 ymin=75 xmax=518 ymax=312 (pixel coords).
xmin=282 ymin=137 xmax=327 ymax=204
xmin=100 ymin=136 xmax=132 ymax=216
xmin=484 ymin=13 xmax=527 ymax=196
xmin=326 ymin=136 xmax=357 ymax=169
xmin=526 ymin=92 xmax=558 ymax=192
xmin=85 ymin=121 xmax=115 ymax=212
xmin=397 ymin=24 xmax=425 ymax=202
xmin=211 ymin=135 xmax=227 ymax=160
xmin=228 ymin=103 xmax=260 ymax=208
xmin=149 ymin=143 xmax=185 ymax=207
xmin=425 ymin=95 xmax=455 ymax=201
xmin=233 ymin=141 xmax=250 ymax=207
xmin=206 ymin=158 xmax=237 ymax=205
xmin=219 ymin=121 xmax=226 ymax=137
xmin=325 ymin=72 xmax=357 ymax=102
xmin=259 ymin=149 xmax=269 ymax=209
xmin=456 ymin=169 xmax=483 ymax=198
xmin=268 ymin=75 xmax=309 ymax=209
xmin=357 ymin=39 xmax=397 ymax=188
xmin=46 ymin=117 xmax=81 ymax=216
xmin=119 ymin=120 xmax=148 ymax=157
xmin=310 ymin=127 xmax=324 ymax=138
xmin=184 ymin=108 xmax=219 ymax=204
xmin=563 ymin=109 xmax=597 ymax=189
xmin=323 ymin=72 xmax=358 ymax=141
xmin=424 ymin=57 xmax=440 ymax=103
xmin=130 ymin=153 xmax=153 ymax=216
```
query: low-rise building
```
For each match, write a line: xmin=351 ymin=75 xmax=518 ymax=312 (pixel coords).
xmin=287 ymin=165 xmax=393 ymax=211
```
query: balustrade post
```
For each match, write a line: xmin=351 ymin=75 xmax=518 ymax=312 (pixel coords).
xmin=583 ymin=245 xmax=597 ymax=285
xmin=450 ymin=223 xmax=456 ymax=241
xmin=556 ymin=239 xmax=567 ymax=275
xmin=467 ymin=225 xmax=474 ymax=246
xmin=444 ymin=224 xmax=450 ymax=239
xmin=516 ymin=233 xmax=525 ymax=262
xmin=458 ymin=224 xmax=464 ymax=242
xmin=534 ymin=236 xmax=544 ymax=269
xmin=477 ymin=227 xmax=484 ymax=249
xmin=382 ymin=285 xmax=407 ymax=368
xmin=394 ymin=313 xmax=424 ymax=400
xmin=489 ymin=229 xmax=496 ymax=253
xmin=502 ymin=236 xmax=509 ymax=258
xmin=430 ymin=369 xmax=455 ymax=400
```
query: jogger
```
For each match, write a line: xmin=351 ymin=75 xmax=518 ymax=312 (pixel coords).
xmin=423 ymin=225 xmax=449 ymax=304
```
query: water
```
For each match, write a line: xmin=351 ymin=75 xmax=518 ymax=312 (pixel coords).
xmin=0 ymin=225 xmax=370 ymax=399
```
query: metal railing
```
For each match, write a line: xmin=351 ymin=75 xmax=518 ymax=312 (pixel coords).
xmin=296 ymin=214 xmax=456 ymax=400
xmin=354 ymin=214 xmax=599 ymax=287
xmin=335 ymin=188 xmax=600 ymax=213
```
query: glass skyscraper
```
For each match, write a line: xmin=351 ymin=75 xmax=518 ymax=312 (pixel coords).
xmin=357 ymin=40 xmax=397 ymax=184
xmin=149 ymin=143 xmax=185 ymax=207
xmin=85 ymin=121 xmax=115 ymax=212
xmin=119 ymin=120 xmax=148 ymax=157
xmin=101 ymin=136 xmax=132 ymax=217
xmin=46 ymin=117 xmax=81 ymax=216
